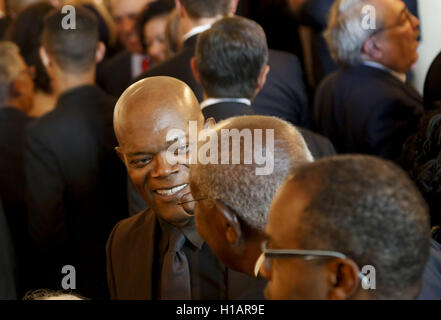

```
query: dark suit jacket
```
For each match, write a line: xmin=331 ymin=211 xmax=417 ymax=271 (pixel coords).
xmin=107 ymin=209 xmax=265 ymax=300
xmin=424 ymin=51 xmax=441 ymax=107
xmin=418 ymin=239 xmax=441 ymax=300
xmin=298 ymin=127 xmax=336 ymax=159
xmin=313 ymin=65 xmax=424 ymax=161
xmin=0 ymin=107 xmax=32 ymax=296
xmin=202 ymin=101 xmax=255 ymax=123
xmin=137 ymin=36 xmax=310 ymax=127
xmin=0 ymin=199 xmax=17 ymax=300
xmin=25 ymin=85 xmax=128 ymax=299
xmin=97 ymin=50 xmax=132 ymax=98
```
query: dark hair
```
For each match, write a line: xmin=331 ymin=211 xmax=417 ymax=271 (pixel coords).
xmin=42 ymin=6 xmax=99 ymax=73
xmin=289 ymin=155 xmax=431 ymax=299
xmin=401 ymin=103 xmax=441 ymax=226
xmin=137 ymin=0 xmax=175 ymax=51
xmin=180 ymin=0 xmax=231 ymax=19
xmin=195 ymin=16 xmax=268 ymax=99
xmin=6 ymin=2 xmax=54 ymax=93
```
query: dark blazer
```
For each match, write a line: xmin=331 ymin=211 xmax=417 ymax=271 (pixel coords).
xmin=107 ymin=209 xmax=265 ymax=300
xmin=313 ymin=65 xmax=424 ymax=161
xmin=202 ymin=101 xmax=255 ymax=123
xmin=25 ymin=85 xmax=128 ymax=299
xmin=424 ymin=51 xmax=441 ymax=107
xmin=97 ymin=50 xmax=132 ymax=98
xmin=137 ymin=36 xmax=310 ymax=127
xmin=0 ymin=107 xmax=32 ymax=296
xmin=0 ymin=199 xmax=17 ymax=300
xmin=418 ymin=239 xmax=441 ymax=300
xmin=298 ymin=128 xmax=336 ymax=159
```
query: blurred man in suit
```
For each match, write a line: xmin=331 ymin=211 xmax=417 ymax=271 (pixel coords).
xmin=261 ymin=155 xmax=431 ymax=300
xmin=0 ymin=41 xmax=33 ymax=296
xmin=25 ymin=7 xmax=128 ymax=299
xmin=138 ymin=0 xmax=310 ymax=128
xmin=192 ymin=16 xmax=335 ymax=159
xmin=288 ymin=0 xmax=418 ymax=88
xmin=313 ymin=0 xmax=423 ymax=161
xmin=190 ymin=115 xmax=313 ymax=281
xmin=0 ymin=199 xmax=16 ymax=300
xmin=98 ymin=0 xmax=154 ymax=97
xmin=107 ymin=76 xmax=264 ymax=300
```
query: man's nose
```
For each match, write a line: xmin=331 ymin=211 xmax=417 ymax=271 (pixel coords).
xmin=410 ymin=13 xmax=420 ymax=30
xmin=151 ymin=152 xmax=179 ymax=178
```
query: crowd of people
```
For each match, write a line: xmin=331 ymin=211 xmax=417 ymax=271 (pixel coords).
xmin=0 ymin=0 xmax=440 ymax=301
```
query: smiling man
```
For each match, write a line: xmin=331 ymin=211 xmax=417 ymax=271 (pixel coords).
xmin=107 ymin=76 xmax=260 ymax=300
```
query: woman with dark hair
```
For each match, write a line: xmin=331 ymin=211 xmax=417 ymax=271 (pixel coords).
xmin=137 ymin=0 xmax=175 ymax=65
xmin=401 ymin=103 xmax=441 ymax=227
xmin=6 ymin=1 xmax=56 ymax=118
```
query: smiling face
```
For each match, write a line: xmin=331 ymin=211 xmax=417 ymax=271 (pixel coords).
xmin=144 ymin=15 xmax=168 ymax=64
xmin=115 ymin=78 xmax=204 ymax=227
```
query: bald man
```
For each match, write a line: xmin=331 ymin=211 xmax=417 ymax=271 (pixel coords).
xmin=107 ymin=76 xmax=261 ymax=300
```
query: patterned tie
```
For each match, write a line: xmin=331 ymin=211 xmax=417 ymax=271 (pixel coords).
xmin=160 ymin=227 xmax=191 ymax=300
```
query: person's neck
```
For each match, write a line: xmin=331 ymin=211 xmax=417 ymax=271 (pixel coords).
xmin=52 ymin=68 xmax=96 ymax=97
xmin=181 ymin=15 xmax=223 ymax=37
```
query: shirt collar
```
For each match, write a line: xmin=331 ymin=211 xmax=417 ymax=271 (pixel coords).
xmin=362 ymin=60 xmax=407 ymax=83
xmin=200 ymin=98 xmax=252 ymax=111
xmin=158 ymin=216 xmax=204 ymax=250
xmin=182 ymin=24 xmax=212 ymax=42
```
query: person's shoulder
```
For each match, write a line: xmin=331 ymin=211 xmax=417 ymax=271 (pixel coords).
xmin=101 ymin=50 xmax=132 ymax=70
xmin=140 ymin=48 xmax=193 ymax=80
xmin=108 ymin=208 xmax=155 ymax=245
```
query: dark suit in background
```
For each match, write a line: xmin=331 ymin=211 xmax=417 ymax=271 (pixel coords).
xmin=137 ymin=35 xmax=310 ymax=128
xmin=202 ymin=101 xmax=255 ymax=123
xmin=424 ymin=51 xmax=441 ymax=107
xmin=314 ymin=65 xmax=424 ymax=161
xmin=97 ymin=50 xmax=132 ymax=98
xmin=25 ymin=85 xmax=128 ymax=299
xmin=107 ymin=209 xmax=265 ymax=300
xmin=0 ymin=199 xmax=17 ymax=300
xmin=0 ymin=107 xmax=31 ymax=296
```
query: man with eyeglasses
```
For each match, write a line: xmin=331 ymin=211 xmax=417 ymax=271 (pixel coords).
xmin=313 ymin=0 xmax=424 ymax=162
xmin=259 ymin=155 xmax=435 ymax=300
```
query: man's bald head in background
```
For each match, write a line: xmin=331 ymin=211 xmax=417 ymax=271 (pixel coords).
xmin=114 ymin=76 xmax=205 ymax=227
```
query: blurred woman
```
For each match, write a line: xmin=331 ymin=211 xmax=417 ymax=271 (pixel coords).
xmin=137 ymin=0 xmax=174 ymax=65
xmin=6 ymin=1 xmax=56 ymax=118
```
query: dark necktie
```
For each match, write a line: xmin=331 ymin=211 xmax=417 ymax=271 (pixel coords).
xmin=160 ymin=227 xmax=191 ymax=300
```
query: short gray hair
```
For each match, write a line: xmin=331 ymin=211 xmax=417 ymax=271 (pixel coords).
xmin=190 ymin=116 xmax=313 ymax=231
xmin=0 ymin=42 xmax=26 ymax=106
xmin=324 ymin=0 xmax=384 ymax=67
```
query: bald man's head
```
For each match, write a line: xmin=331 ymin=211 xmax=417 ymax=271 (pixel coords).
xmin=115 ymin=76 xmax=205 ymax=227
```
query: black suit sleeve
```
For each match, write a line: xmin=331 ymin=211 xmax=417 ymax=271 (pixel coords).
xmin=0 ymin=200 xmax=17 ymax=299
xmin=25 ymin=125 xmax=67 ymax=248
xmin=296 ymin=0 xmax=335 ymax=29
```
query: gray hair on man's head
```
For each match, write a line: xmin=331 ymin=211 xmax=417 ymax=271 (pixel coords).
xmin=324 ymin=0 xmax=384 ymax=67
xmin=190 ymin=115 xmax=313 ymax=232
xmin=0 ymin=42 xmax=26 ymax=106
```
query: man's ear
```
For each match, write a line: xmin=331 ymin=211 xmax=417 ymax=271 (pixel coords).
xmin=190 ymin=57 xmax=201 ymax=84
xmin=228 ymin=0 xmax=239 ymax=16
xmin=203 ymin=117 xmax=216 ymax=129
xmin=326 ymin=258 xmax=360 ymax=300
xmin=39 ymin=46 xmax=51 ymax=69
xmin=215 ymin=200 xmax=242 ymax=246
xmin=256 ymin=64 xmax=270 ymax=93
xmin=175 ymin=0 xmax=186 ymax=18
xmin=362 ymin=38 xmax=383 ymax=61
xmin=95 ymin=42 xmax=106 ymax=64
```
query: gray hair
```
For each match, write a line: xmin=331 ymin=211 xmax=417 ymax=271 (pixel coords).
xmin=324 ymin=0 xmax=384 ymax=67
xmin=190 ymin=116 xmax=314 ymax=231
xmin=0 ymin=42 xmax=26 ymax=106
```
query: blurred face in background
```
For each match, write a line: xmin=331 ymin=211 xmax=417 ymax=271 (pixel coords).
xmin=143 ymin=14 xmax=168 ymax=65
xmin=110 ymin=0 xmax=154 ymax=53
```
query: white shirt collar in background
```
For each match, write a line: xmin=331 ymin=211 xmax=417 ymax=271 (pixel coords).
xmin=200 ymin=98 xmax=252 ymax=110
xmin=362 ymin=60 xmax=407 ymax=83
xmin=182 ymin=25 xmax=212 ymax=42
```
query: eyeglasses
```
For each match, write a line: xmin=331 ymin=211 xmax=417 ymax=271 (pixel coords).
xmin=370 ymin=8 xmax=414 ymax=37
xmin=256 ymin=240 xmax=366 ymax=281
